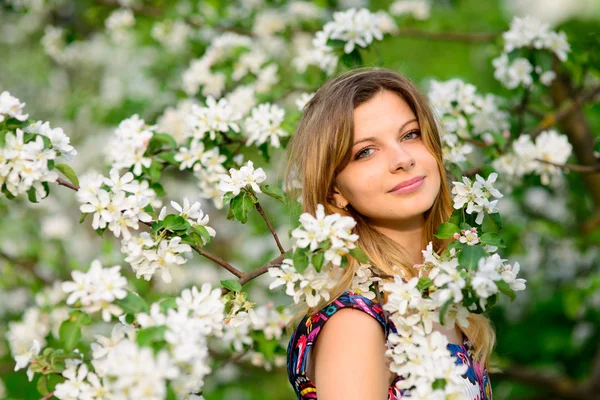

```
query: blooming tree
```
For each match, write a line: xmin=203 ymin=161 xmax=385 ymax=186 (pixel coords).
xmin=1 ymin=1 xmax=600 ymax=400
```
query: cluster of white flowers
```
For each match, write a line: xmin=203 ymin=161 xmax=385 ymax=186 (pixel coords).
xmin=182 ymin=32 xmax=256 ymax=97
xmin=105 ymin=114 xmax=157 ymax=176
xmin=156 ymin=99 xmax=198 ymax=144
xmin=383 ymin=275 xmax=469 ymax=399
xmin=1 ymin=128 xmax=58 ymax=197
xmin=151 ymin=19 xmax=192 ymax=52
xmin=61 ymin=259 xmax=128 ymax=322
xmin=471 ymin=254 xmax=527 ymax=307
xmin=493 ymin=16 xmax=570 ymax=89
xmin=294 ymin=8 xmax=394 ymax=75
xmin=77 ymin=169 xmax=154 ymax=240
xmin=493 ymin=130 xmax=573 ymax=186
xmin=0 ymin=90 xmax=29 ymax=122
xmin=269 ymin=204 xmax=359 ymax=307
xmin=389 ymin=0 xmax=431 ymax=20
xmin=223 ymin=301 xmax=292 ymax=367
xmin=135 ymin=283 xmax=225 ymax=396
xmin=217 ymin=160 xmax=266 ymax=196
xmin=349 ymin=264 xmax=379 ymax=300
xmin=428 ymin=79 xmax=510 ymax=146
xmin=454 ymin=227 xmax=480 ymax=246
xmin=244 ymin=103 xmax=288 ymax=148
xmin=105 ymin=8 xmax=135 ymax=42
xmin=186 ymin=96 xmax=242 ymax=142
xmin=53 ymin=284 xmax=223 ymax=399
xmin=452 ymin=173 xmax=503 ymax=225
xmin=8 ymin=308 xmax=50 ymax=381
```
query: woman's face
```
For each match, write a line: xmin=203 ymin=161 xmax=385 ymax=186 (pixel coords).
xmin=332 ymin=90 xmax=441 ymax=228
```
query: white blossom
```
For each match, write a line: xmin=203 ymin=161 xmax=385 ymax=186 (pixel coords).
xmin=0 ymin=91 xmax=29 ymax=122
xmin=217 ymin=160 xmax=266 ymax=196
xmin=244 ymin=103 xmax=288 ymax=148
xmin=62 ymin=260 xmax=128 ymax=322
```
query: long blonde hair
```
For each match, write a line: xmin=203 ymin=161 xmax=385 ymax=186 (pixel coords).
xmin=285 ymin=68 xmax=495 ymax=366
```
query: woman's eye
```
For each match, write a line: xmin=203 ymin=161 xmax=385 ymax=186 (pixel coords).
xmin=355 ymin=147 xmax=374 ymax=159
xmin=403 ymin=130 xmax=421 ymax=140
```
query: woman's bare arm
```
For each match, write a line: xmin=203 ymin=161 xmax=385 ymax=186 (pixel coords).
xmin=312 ymin=308 xmax=390 ymax=400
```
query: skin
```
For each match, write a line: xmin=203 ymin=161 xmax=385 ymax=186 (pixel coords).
xmin=312 ymin=90 xmax=460 ymax=399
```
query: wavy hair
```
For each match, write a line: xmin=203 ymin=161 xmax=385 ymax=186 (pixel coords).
xmin=285 ymin=68 xmax=495 ymax=366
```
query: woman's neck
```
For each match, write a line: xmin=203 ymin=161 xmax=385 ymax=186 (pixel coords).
xmin=371 ymin=217 xmax=425 ymax=265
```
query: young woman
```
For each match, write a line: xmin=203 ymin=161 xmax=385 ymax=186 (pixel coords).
xmin=285 ymin=69 xmax=494 ymax=400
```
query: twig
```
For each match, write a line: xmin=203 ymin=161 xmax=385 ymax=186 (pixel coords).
xmin=530 ymin=84 xmax=600 ymax=138
xmin=214 ymin=347 xmax=252 ymax=371
xmin=0 ymin=249 xmax=52 ymax=284
xmin=395 ymin=28 xmax=499 ymax=43
xmin=255 ymin=202 xmax=285 ymax=255
xmin=55 ymin=177 xmax=243 ymax=278
xmin=192 ymin=245 xmax=243 ymax=278
xmin=56 ymin=178 xmax=79 ymax=191
xmin=40 ymin=392 xmax=55 ymax=400
xmin=534 ymin=158 xmax=600 ymax=174
xmin=491 ymin=366 xmax=583 ymax=400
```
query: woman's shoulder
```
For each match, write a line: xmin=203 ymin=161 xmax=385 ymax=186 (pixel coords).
xmin=293 ymin=291 xmax=387 ymax=337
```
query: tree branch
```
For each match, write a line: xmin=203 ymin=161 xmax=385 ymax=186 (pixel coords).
xmin=0 ymin=249 xmax=52 ymax=284
xmin=40 ymin=392 xmax=55 ymax=400
xmin=535 ymin=158 xmax=600 ymax=174
xmin=255 ymin=202 xmax=285 ymax=255
xmin=191 ymin=245 xmax=243 ymax=278
xmin=54 ymin=177 xmax=243 ymax=278
xmin=530 ymin=83 xmax=600 ymax=138
xmin=395 ymin=28 xmax=499 ymax=43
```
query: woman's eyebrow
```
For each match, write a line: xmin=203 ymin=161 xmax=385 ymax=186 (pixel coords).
xmin=352 ymin=118 xmax=418 ymax=147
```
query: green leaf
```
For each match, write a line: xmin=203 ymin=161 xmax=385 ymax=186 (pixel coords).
xmin=159 ymin=297 xmax=178 ymax=313
xmin=192 ymin=225 xmax=212 ymax=246
xmin=311 ymin=251 xmax=325 ymax=272
xmin=432 ymin=378 xmax=447 ymax=390
xmin=48 ymin=374 xmax=65 ymax=392
xmin=150 ymin=182 xmax=166 ymax=197
xmin=341 ymin=49 xmax=363 ymax=68
xmin=434 ymin=222 xmax=460 ymax=239
xmin=150 ymin=133 xmax=177 ymax=150
xmin=156 ymin=151 xmax=179 ymax=167
xmin=438 ymin=297 xmax=454 ymax=326
xmin=231 ymin=191 xmax=255 ymax=224
xmin=417 ymin=276 xmax=434 ymax=292
xmin=448 ymin=209 xmax=462 ymax=226
xmin=115 ymin=291 xmax=149 ymax=314
xmin=151 ymin=220 xmax=164 ymax=233
xmin=2 ymin=185 xmax=16 ymax=200
xmin=136 ymin=326 xmax=168 ymax=347
xmin=27 ymin=187 xmax=38 ymax=203
xmin=458 ymin=245 xmax=486 ymax=270
xmin=148 ymin=161 xmax=162 ymax=183
xmin=448 ymin=163 xmax=463 ymax=181
xmin=69 ymin=310 xmax=92 ymax=325
xmin=293 ymin=248 xmax=309 ymax=273
xmin=260 ymin=184 xmax=287 ymax=202
xmin=59 ymin=320 xmax=82 ymax=352
xmin=37 ymin=374 xmax=49 ymax=396
xmin=479 ymin=232 xmax=505 ymax=248
xmin=55 ymin=163 xmax=80 ymax=187
xmin=349 ymin=247 xmax=369 ymax=263
xmin=162 ymin=214 xmax=189 ymax=231
xmin=221 ymin=279 xmax=242 ymax=292
xmin=488 ymin=212 xmax=503 ymax=231
xmin=496 ymin=280 xmax=516 ymax=301
xmin=79 ymin=213 xmax=89 ymax=224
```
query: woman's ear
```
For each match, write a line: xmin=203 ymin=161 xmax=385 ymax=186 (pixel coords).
xmin=331 ymin=186 xmax=349 ymax=209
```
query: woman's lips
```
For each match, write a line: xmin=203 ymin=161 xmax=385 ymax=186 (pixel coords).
xmin=389 ymin=176 xmax=425 ymax=194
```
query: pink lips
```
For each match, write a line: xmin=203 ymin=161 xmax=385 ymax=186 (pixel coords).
xmin=389 ymin=176 xmax=425 ymax=194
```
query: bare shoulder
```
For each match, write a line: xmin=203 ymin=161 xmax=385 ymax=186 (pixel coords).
xmin=312 ymin=308 xmax=389 ymax=400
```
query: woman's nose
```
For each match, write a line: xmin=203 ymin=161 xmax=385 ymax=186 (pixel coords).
xmin=389 ymin=143 xmax=416 ymax=172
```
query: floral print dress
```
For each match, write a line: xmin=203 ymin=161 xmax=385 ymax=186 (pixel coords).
xmin=286 ymin=291 xmax=493 ymax=400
